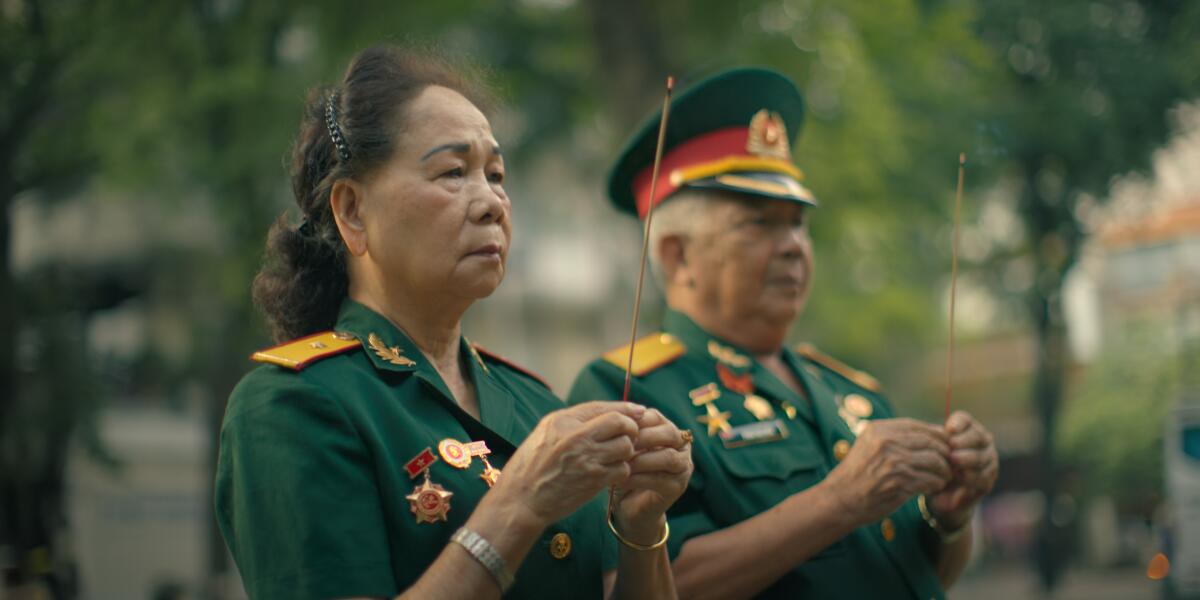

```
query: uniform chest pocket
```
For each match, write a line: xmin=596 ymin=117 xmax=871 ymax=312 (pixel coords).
xmin=713 ymin=432 xmax=823 ymax=482
xmin=711 ymin=434 xmax=849 ymax=561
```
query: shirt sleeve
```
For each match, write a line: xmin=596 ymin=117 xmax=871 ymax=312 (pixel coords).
xmin=214 ymin=372 xmax=397 ymax=600
xmin=664 ymin=486 xmax=719 ymax=560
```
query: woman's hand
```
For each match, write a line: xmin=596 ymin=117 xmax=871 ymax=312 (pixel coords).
xmin=492 ymin=401 xmax=646 ymax=529
xmin=613 ymin=408 xmax=694 ymax=544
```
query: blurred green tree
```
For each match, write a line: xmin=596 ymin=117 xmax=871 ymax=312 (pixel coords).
xmin=1059 ymin=319 xmax=1179 ymax=508
xmin=971 ymin=0 xmax=1199 ymax=588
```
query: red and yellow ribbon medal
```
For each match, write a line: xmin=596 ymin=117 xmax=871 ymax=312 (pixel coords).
xmin=405 ymin=447 xmax=453 ymax=524
xmin=439 ymin=438 xmax=502 ymax=488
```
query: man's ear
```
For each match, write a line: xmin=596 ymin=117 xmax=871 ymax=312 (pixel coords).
xmin=657 ymin=232 xmax=691 ymax=288
xmin=330 ymin=179 xmax=368 ymax=256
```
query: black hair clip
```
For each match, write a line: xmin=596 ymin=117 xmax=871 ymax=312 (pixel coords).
xmin=324 ymin=91 xmax=351 ymax=162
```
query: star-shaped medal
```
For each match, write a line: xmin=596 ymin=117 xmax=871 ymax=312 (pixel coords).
xmin=406 ymin=476 xmax=453 ymax=524
xmin=697 ymin=402 xmax=733 ymax=436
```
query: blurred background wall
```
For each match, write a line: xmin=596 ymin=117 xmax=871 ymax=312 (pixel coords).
xmin=2 ymin=0 xmax=1198 ymax=598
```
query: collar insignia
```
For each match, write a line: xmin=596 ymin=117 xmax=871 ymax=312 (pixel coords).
xmin=368 ymin=332 xmax=416 ymax=366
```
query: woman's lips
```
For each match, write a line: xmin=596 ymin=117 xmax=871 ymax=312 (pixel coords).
xmin=468 ymin=243 xmax=503 ymax=258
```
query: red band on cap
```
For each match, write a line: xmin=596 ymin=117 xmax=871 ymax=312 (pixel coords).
xmin=632 ymin=127 xmax=748 ymax=218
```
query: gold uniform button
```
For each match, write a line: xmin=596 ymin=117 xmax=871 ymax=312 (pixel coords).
xmin=833 ymin=439 xmax=851 ymax=461
xmin=550 ymin=532 xmax=572 ymax=559
xmin=881 ymin=518 xmax=896 ymax=541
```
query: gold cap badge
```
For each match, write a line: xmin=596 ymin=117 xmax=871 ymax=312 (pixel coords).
xmin=746 ymin=109 xmax=791 ymax=161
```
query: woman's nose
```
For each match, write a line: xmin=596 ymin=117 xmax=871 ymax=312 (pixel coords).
xmin=468 ymin=177 xmax=507 ymax=225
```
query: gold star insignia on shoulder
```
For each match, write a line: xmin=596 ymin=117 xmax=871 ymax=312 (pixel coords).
xmin=369 ymin=332 xmax=416 ymax=366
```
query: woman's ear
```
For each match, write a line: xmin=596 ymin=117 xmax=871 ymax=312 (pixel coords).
xmin=330 ymin=179 xmax=368 ymax=256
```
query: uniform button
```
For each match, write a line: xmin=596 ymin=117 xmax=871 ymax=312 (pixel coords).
xmin=833 ymin=439 xmax=851 ymax=461
xmin=550 ymin=532 xmax=572 ymax=559
xmin=881 ymin=518 xmax=896 ymax=541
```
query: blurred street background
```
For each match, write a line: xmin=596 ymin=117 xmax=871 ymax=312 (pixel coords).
xmin=2 ymin=0 xmax=1199 ymax=598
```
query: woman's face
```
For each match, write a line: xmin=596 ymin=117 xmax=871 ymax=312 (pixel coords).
xmin=355 ymin=85 xmax=511 ymax=302
xmin=687 ymin=195 xmax=814 ymax=328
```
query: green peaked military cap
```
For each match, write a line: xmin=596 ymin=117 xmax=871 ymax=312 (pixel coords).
xmin=607 ymin=67 xmax=817 ymax=219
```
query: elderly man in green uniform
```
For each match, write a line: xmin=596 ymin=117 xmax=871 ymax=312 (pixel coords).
xmin=568 ymin=68 xmax=999 ymax=599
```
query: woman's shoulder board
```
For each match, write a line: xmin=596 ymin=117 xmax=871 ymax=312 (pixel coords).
xmin=250 ymin=331 xmax=362 ymax=371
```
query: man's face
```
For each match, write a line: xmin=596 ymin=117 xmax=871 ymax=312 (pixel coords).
xmin=684 ymin=192 xmax=814 ymax=328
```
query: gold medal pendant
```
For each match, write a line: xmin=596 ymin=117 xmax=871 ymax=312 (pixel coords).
xmin=404 ymin=447 xmax=452 ymax=524
xmin=479 ymin=458 xmax=502 ymax=488
xmin=466 ymin=440 xmax=501 ymax=488
xmin=406 ymin=471 xmax=453 ymax=524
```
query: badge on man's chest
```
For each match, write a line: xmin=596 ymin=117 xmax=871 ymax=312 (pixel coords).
xmin=405 ymin=447 xmax=453 ymax=524
xmin=716 ymin=363 xmax=777 ymax=421
xmin=837 ymin=393 xmax=874 ymax=436
xmin=719 ymin=419 xmax=790 ymax=449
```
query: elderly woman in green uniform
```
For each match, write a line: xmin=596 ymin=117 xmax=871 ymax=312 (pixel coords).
xmin=568 ymin=68 xmax=999 ymax=599
xmin=214 ymin=46 xmax=693 ymax=600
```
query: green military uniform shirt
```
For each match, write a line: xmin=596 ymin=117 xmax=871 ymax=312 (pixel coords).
xmin=215 ymin=300 xmax=617 ymax=600
xmin=568 ymin=309 xmax=944 ymax=599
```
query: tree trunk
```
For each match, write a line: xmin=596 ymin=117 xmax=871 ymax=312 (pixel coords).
xmin=1030 ymin=283 xmax=1071 ymax=591
xmin=583 ymin=0 xmax=670 ymax=129
xmin=1019 ymin=156 xmax=1077 ymax=592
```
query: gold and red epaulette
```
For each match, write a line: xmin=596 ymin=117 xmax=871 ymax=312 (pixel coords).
xmin=251 ymin=331 xmax=361 ymax=371
xmin=602 ymin=332 xmax=686 ymax=376
xmin=471 ymin=343 xmax=552 ymax=391
xmin=793 ymin=343 xmax=881 ymax=393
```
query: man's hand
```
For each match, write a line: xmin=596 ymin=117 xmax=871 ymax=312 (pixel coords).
xmin=820 ymin=418 xmax=953 ymax=525
xmin=927 ymin=410 xmax=998 ymax=529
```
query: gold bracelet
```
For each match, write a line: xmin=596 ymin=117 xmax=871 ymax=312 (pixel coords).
xmin=608 ymin=514 xmax=670 ymax=551
xmin=917 ymin=495 xmax=969 ymax=543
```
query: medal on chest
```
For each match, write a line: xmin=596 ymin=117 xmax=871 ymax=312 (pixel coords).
xmin=837 ymin=393 xmax=874 ymax=436
xmin=405 ymin=447 xmax=453 ymax=524
xmin=717 ymin=363 xmax=777 ymax=421
xmin=438 ymin=438 xmax=502 ymax=489
xmin=467 ymin=440 xmax=502 ymax=488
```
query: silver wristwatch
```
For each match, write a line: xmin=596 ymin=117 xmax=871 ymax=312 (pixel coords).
xmin=450 ymin=527 xmax=515 ymax=592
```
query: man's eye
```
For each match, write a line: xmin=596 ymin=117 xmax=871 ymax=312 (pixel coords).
xmin=442 ymin=167 xmax=465 ymax=178
xmin=488 ymin=171 xmax=505 ymax=184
